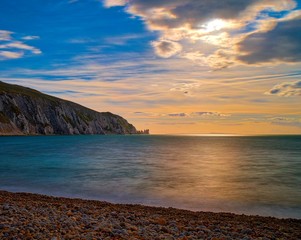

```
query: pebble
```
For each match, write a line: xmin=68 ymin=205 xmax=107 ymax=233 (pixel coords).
xmin=3 ymin=203 xmax=10 ymax=210
xmin=0 ymin=190 xmax=301 ymax=240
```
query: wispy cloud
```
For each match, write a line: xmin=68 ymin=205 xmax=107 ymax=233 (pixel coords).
xmin=105 ymin=34 xmax=151 ymax=46
xmin=134 ymin=111 xmax=230 ymax=118
xmin=22 ymin=35 xmax=40 ymax=40
xmin=68 ymin=38 xmax=95 ymax=44
xmin=0 ymin=41 xmax=41 ymax=54
xmin=0 ymin=30 xmax=13 ymax=41
xmin=269 ymin=116 xmax=301 ymax=128
xmin=0 ymin=30 xmax=41 ymax=60
xmin=169 ymin=82 xmax=202 ymax=96
xmin=104 ymin=0 xmax=127 ymax=8
xmin=0 ymin=51 xmax=24 ymax=59
xmin=191 ymin=112 xmax=230 ymax=117
xmin=266 ymin=80 xmax=301 ymax=97
xmin=167 ymin=113 xmax=187 ymax=117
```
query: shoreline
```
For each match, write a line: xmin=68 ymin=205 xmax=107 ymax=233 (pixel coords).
xmin=1 ymin=191 xmax=301 ymax=239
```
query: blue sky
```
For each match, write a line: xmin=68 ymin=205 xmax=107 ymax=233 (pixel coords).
xmin=0 ymin=0 xmax=154 ymax=70
xmin=1 ymin=0 xmax=301 ymax=134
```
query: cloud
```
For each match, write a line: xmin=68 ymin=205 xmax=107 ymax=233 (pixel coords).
xmin=0 ymin=30 xmax=13 ymax=41
xmin=105 ymin=33 xmax=150 ymax=46
xmin=103 ymin=0 xmax=127 ymax=8
xmin=134 ymin=111 xmax=230 ymax=118
xmin=169 ymin=82 xmax=202 ymax=96
xmin=269 ymin=117 xmax=301 ymax=128
xmin=22 ymin=35 xmax=40 ymax=40
xmin=104 ymin=0 xmax=301 ymax=68
xmin=168 ymin=113 xmax=187 ymax=117
xmin=124 ymin=0 xmax=258 ymax=30
xmin=158 ymin=122 xmax=196 ymax=125
xmin=152 ymin=40 xmax=182 ymax=58
xmin=0 ymin=51 xmax=24 ymax=59
xmin=191 ymin=112 xmax=230 ymax=117
xmin=0 ymin=41 xmax=41 ymax=54
xmin=239 ymin=18 xmax=301 ymax=64
xmin=266 ymin=80 xmax=301 ymax=97
xmin=0 ymin=30 xmax=41 ymax=60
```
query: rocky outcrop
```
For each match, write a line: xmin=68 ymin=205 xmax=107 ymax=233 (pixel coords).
xmin=0 ymin=81 xmax=138 ymax=135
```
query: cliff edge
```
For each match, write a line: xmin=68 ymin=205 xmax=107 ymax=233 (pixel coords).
xmin=0 ymin=81 xmax=140 ymax=135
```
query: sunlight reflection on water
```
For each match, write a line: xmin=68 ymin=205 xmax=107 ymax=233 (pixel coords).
xmin=0 ymin=135 xmax=300 ymax=218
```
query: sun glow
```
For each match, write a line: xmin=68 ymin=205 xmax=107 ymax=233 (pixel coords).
xmin=202 ymin=19 xmax=227 ymax=32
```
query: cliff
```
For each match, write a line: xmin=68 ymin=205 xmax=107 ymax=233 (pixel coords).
xmin=0 ymin=81 xmax=138 ymax=135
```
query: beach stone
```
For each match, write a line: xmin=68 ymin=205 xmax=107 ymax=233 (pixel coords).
xmin=0 ymin=224 xmax=6 ymax=229
xmin=161 ymin=226 xmax=170 ymax=233
xmin=241 ymin=228 xmax=253 ymax=235
xmin=3 ymin=203 xmax=10 ymax=210
xmin=242 ymin=237 xmax=251 ymax=240
xmin=1 ymin=191 xmax=301 ymax=240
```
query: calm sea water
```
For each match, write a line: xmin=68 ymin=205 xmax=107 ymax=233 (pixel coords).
xmin=0 ymin=135 xmax=301 ymax=218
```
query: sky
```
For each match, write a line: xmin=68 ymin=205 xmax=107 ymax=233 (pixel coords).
xmin=0 ymin=0 xmax=301 ymax=134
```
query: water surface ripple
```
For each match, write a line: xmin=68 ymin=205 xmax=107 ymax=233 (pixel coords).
xmin=0 ymin=135 xmax=300 ymax=218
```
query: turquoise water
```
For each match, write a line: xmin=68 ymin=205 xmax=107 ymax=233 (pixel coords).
xmin=0 ymin=135 xmax=301 ymax=218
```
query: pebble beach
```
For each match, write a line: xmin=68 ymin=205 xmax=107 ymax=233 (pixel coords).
xmin=1 ymin=191 xmax=301 ymax=239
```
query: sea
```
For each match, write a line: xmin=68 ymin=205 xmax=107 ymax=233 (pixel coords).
xmin=0 ymin=135 xmax=300 ymax=219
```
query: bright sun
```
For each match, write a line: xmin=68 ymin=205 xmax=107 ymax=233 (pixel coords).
xmin=202 ymin=19 xmax=227 ymax=32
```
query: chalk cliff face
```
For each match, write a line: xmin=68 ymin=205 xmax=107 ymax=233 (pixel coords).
xmin=0 ymin=81 xmax=137 ymax=135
